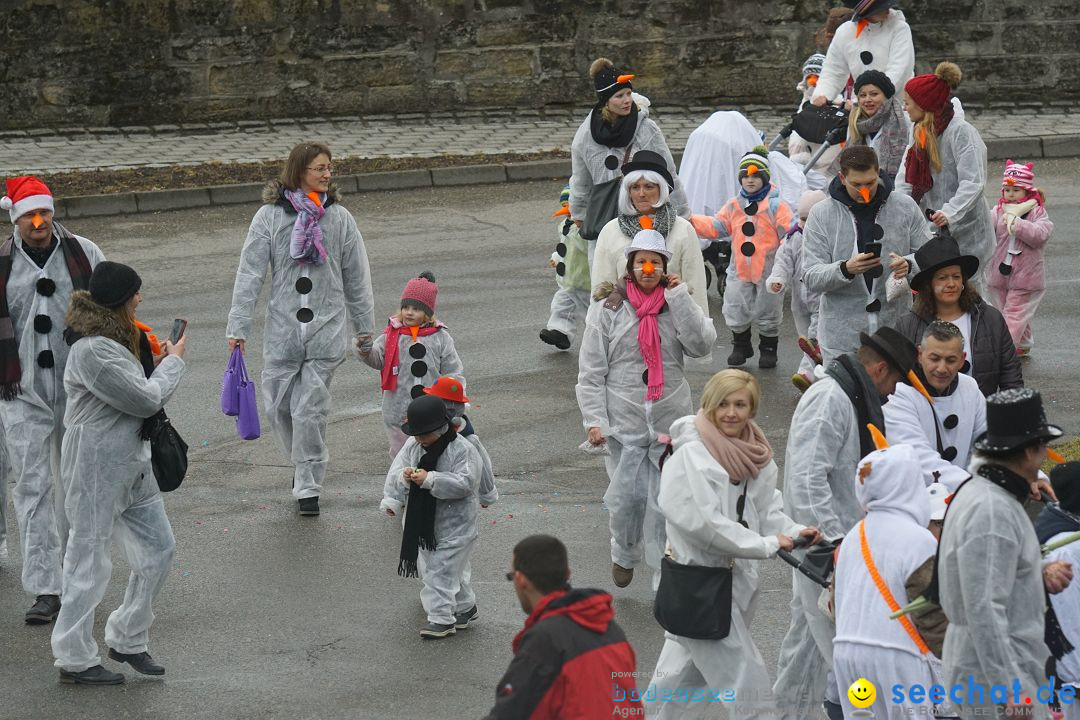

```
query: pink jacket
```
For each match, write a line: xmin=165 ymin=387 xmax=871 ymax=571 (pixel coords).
xmin=988 ymin=204 xmax=1053 ymax=292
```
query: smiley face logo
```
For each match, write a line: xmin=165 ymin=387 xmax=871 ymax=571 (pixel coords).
xmin=848 ymin=678 xmax=877 ymax=710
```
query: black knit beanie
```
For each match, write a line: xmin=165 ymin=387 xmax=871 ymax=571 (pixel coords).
xmin=89 ymin=261 xmax=142 ymax=308
xmin=854 ymin=69 xmax=896 ymax=99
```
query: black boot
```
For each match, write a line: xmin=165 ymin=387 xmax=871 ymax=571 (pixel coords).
xmin=758 ymin=335 xmax=779 ymax=369
xmin=727 ymin=330 xmax=753 ymax=366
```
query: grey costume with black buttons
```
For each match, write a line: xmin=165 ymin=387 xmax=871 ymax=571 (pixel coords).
xmin=0 ymin=225 xmax=104 ymax=597
xmin=227 ymin=182 xmax=375 ymax=499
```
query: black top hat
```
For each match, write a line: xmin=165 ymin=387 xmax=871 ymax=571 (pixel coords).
xmin=400 ymin=395 xmax=450 ymax=436
xmin=843 ymin=0 xmax=897 ymax=20
xmin=621 ymin=150 xmax=675 ymax=190
xmin=909 ymin=235 xmax=980 ymax=292
xmin=974 ymin=388 xmax=1063 ymax=453
xmin=859 ymin=326 xmax=917 ymax=376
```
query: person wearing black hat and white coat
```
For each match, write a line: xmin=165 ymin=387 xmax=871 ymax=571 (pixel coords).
xmin=847 ymin=69 xmax=911 ymax=181
xmin=938 ymin=388 xmax=1070 ymax=715
xmin=590 ymin=150 xmax=708 ymax=318
xmin=811 ymin=0 xmax=914 ymax=108
xmin=51 ymin=262 xmax=187 ymax=685
xmin=381 ymin=394 xmax=483 ymax=640
xmin=570 ymin=59 xmax=689 ymax=254
xmin=773 ymin=326 xmax=918 ymax=720
xmin=883 ymin=320 xmax=986 ymax=491
xmin=0 ymin=176 xmax=105 ymax=625
xmin=1035 ymin=463 xmax=1080 ymax=715
xmin=893 ymin=232 xmax=1021 ymax=396
xmin=801 ymin=145 xmax=928 ymax=366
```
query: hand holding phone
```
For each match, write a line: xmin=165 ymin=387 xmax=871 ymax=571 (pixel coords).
xmin=864 ymin=241 xmax=882 ymax=257
xmin=170 ymin=318 xmax=188 ymax=345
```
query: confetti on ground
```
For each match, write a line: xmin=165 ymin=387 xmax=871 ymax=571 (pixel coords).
xmin=506 ymin=514 xmax=513 ymax=519
xmin=200 ymin=440 xmax=209 ymax=447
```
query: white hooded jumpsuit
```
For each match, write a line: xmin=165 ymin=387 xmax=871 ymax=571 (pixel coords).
xmin=1 ymin=226 xmax=104 ymax=597
xmin=51 ymin=315 xmax=185 ymax=671
xmin=646 ymin=415 xmax=805 ymax=720
xmin=576 ymin=281 xmax=716 ymax=574
xmin=227 ymin=183 xmax=375 ymax=499
xmin=380 ymin=435 xmax=482 ymax=626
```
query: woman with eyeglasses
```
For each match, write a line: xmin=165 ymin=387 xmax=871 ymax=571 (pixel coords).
xmin=645 ymin=369 xmax=821 ymax=718
xmin=227 ymin=142 xmax=376 ymax=516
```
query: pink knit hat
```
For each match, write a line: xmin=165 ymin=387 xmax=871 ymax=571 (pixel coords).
xmin=401 ymin=271 xmax=437 ymax=315
xmin=1002 ymin=159 xmax=1036 ymax=191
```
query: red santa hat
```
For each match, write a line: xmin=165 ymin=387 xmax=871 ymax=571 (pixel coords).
xmin=1 ymin=176 xmax=54 ymax=223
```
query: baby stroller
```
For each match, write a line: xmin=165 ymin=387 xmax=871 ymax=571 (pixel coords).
xmin=769 ymin=104 xmax=849 ymax=177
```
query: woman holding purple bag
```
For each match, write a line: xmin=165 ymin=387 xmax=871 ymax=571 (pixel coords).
xmin=226 ymin=142 xmax=376 ymax=517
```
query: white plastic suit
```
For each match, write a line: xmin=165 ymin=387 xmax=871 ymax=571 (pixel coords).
xmin=380 ymin=434 xmax=481 ymax=626
xmin=645 ymin=414 xmax=805 ymax=720
xmin=833 ymin=445 xmax=953 ymax=720
xmin=227 ymin=183 xmax=375 ymax=499
xmin=895 ymin=119 xmax=995 ymax=282
xmin=2 ymin=225 xmax=104 ymax=597
xmin=51 ymin=294 xmax=185 ymax=672
xmin=576 ymin=281 xmax=716 ymax=574
xmin=883 ymin=373 xmax=986 ymax=490
xmin=767 ymin=226 xmax=821 ymax=378
xmin=450 ymin=416 xmax=498 ymax=506
xmin=772 ymin=372 xmax=868 ymax=719
xmin=361 ymin=323 xmax=463 ymax=457
xmin=1044 ymin=535 xmax=1080 ymax=698
xmin=0 ymin=424 xmax=9 ymax=558
xmin=802 ymin=183 xmax=928 ymax=365
xmin=546 ymin=218 xmax=591 ymax=340
xmin=938 ymin=456 xmax=1051 ymax=712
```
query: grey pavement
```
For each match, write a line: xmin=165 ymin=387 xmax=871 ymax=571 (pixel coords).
xmin=2 ymin=104 xmax=1080 ymax=175
xmin=2 ymin=162 xmax=1079 ymax=719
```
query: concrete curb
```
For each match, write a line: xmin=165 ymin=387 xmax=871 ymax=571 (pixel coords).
xmin=50 ymin=134 xmax=1078 ymax=219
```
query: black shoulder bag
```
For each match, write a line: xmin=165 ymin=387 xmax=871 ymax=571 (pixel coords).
xmin=653 ymin=480 xmax=748 ymax=640
xmin=580 ymin=144 xmax=633 ymax=241
xmin=136 ymin=331 xmax=189 ymax=492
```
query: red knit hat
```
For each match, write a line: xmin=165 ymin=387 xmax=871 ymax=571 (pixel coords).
xmin=1002 ymin=159 xmax=1036 ymax=191
xmin=904 ymin=62 xmax=962 ymax=115
xmin=423 ymin=376 xmax=469 ymax=403
xmin=401 ymin=271 xmax=437 ymax=316
xmin=2 ymin=176 xmax=54 ymax=223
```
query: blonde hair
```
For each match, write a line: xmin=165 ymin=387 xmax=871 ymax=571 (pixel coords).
xmin=394 ymin=309 xmax=436 ymax=326
xmin=700 ymin=370 xmax=760 ymax=423
xmin=914 ymin=114 xmax=943 ymax=172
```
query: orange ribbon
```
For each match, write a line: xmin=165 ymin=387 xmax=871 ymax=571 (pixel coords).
xmin=859 ymin=520 xmax=932 ymax=655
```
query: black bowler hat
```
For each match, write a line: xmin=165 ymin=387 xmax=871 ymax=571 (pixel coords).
xmin=973 ymin=388 xmax=1063 ymax=453
xmin=400 ymin=395 xmax=450 ymax=436
xmin=859 ymin=326 xmax=917 ymax=376
xmin=909 ymin=235 xmax=980 ymax=292
xmin=621 ymin=150 xmax=674 ymax=190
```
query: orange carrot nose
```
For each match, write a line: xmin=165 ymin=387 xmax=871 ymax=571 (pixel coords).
xmin=859 ymin=187 xmax=872 ymax=204
xmin=856 ymin=19 xmax=870 ymax=37
xmin=642 ymin=261 xmax=656 ymax=276
xmin=409 ymin=326 xmax=419 ymax=342
xmin=30 ymin=213 xmax=44 ymax=229
xmin=1006 ymin=178 xmax=1016 ymax=186
xmin=639 ymin=216 xmax=653 ymax=230
xmin=908 ymin=370 xmax=934 ymax=404
xmin=1048 ymin=448 xmax=1066 ymax=464
xmin=807 ymin=75 xmax=818 ymax=87
xmin=746 ymin=165 xmax=759 ymax=176
xmin=616 ymin=74 xmax=636 ymax=84
xmin=551 ymin=206 xmax=570 ymax=217
xmin=307 ymin=191 xmax=323 ymax=206
xmin=867 ymin=423 xmax=889 ymax=450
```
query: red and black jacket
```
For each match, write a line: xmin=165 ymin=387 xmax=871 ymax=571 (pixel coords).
xmin=484 ymin=588 xmax=643 ymax=719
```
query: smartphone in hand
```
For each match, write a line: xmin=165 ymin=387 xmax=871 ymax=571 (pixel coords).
xmin=170 ymin=318 xmax=188 ymax=345
xmin=864 ymin=242 xmax=882 ymax=257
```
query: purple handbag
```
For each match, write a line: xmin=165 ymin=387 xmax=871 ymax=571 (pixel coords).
xmin=220 ymin=346 xmax=241 ymax=416
xmin=235 ymin=350 xmax=261 ymax=441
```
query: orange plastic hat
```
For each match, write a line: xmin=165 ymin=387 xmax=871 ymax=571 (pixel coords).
xmin=423 ymin=376 xmax=469 ymax=404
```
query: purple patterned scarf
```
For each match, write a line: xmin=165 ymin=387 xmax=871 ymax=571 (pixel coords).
xmin=284 ymin=189 xmax=327 ymax=265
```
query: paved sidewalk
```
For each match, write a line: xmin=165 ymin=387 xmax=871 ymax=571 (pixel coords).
xmin=2 ymin=104 xmax=1077 ymax=175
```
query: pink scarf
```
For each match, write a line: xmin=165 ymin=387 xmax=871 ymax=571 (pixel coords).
xmin=693 ymin=411 xmax=773 ymax=484
xmin=380 ymin=317 xmax=442 ymax=392
xmin=625 ymin=281 xmax=666 ymax=401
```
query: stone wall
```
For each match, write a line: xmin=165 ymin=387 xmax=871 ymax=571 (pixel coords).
xmin=3 ymin=0 xmax=1077 ymax=130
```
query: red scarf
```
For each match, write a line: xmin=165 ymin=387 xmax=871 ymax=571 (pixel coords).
xmin=903 ymin=103 xmax=954 ymax=204
xmin=380 ymin=317 xmax=442 ymax=392
xmin=625 ymin=281 xmax=666 ymax=401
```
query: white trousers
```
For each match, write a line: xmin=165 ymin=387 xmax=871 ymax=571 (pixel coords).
xmin=791 ymin=290 xmax=818 ymax=377
xmin=262 ymin=356 xmax=341 ymax=499
xmin=773 ymin=564 xmax=837 ymax=720
xmin=417 ymin=537 xmax=476 ymax=626
xmin=603 ymin=438 xmax=664 ymax=572
xmin=52 ymin=469 xmax=174 ymax=672
xmin=723 ymin=277 xmax=785 ymax=336
xmin=545 ymin=286 xmax=590 ymax=337
xmin=9 ymin=415 xmax=65 ymax=596
xmin=834 ymin=642 xmax=952 ymax=719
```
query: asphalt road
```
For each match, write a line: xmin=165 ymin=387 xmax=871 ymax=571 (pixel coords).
xmin=2 ymin=160 xmax=1078 ymax=719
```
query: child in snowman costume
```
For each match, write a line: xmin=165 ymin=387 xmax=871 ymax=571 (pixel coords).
xmin=540 ymin=184 xmax=591 ymax=351
xmin=422 ymin=376 xmax=497 ymax=507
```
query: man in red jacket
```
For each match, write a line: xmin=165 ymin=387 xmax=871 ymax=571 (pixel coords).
xmin=484 ymin=535 xmax=643 ymax=719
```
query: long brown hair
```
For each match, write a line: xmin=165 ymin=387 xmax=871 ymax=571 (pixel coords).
xmin=279 ymin=142 xmax=332 ymax=191
xmin=912 ymin=279 xmax=980 ymax=318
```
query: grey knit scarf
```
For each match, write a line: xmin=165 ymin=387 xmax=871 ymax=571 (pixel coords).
xmin=618 ymin=202 xmax=676 ymax=239
xmin=857 ymin=95 xmax=909 ymax=177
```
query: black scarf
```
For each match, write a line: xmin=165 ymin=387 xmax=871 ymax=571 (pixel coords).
xmin=825 ymin=353 xmax=886 ymax=457
xmin=398 ymin=426 xmax=458 ymax=578
xmin=977 ymin=463 xmax=1031 ymax=504
xmin=829 ymin=174 xmax=892 ymax=292
xmin=0 ymin=223 xmax=94 ymax=400
xmin=589 ymin=103 xmax=639 ymax=149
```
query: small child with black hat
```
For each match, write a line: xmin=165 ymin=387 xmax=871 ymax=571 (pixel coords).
xmin=380 ymin=394 xmax=483 ymax=639
xmin=691 ymin=146 xmax=794 ymax=369
xmin=540 ymin=184 xmax=591 ymax=351
xmin=422 ymin=376 xmax=497 ymax=507
xmin=359 ymin=272 xmax=464 ymax=457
